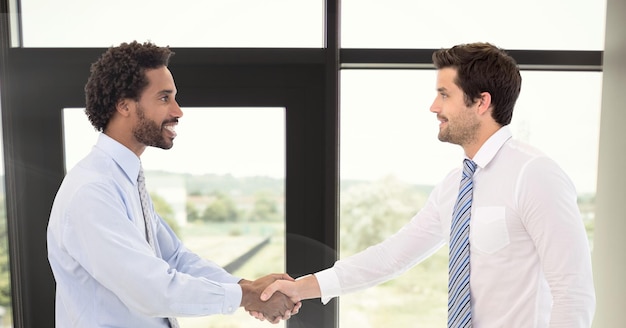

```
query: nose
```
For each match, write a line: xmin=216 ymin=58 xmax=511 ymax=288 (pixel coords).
xmin=429 ymin=97 xmax=440 ymax=114
xmin=172 ymin=100 xmax=183 ymax=118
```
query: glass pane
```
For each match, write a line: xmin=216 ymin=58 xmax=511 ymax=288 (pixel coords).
xmin=339 ymin=70 xmax=601 ymax=326
xmin=342 ymin=0 xmax=606 ymax=50
xmin=63 ymin=107 xmax=286 ymax=328
xmin=21 ymin=0 xmax=322 ymax=48
xmin=0 ymin=89 xmax=13 ymax=327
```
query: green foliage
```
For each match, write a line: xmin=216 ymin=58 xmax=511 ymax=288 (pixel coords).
xmin=201 ymin=192 xmax=240 ymax=223
xmin=185 ymin=201 xmax=201 ymax=223
xmin=151 ymin=193 xmax=180 ymax=236
xmin=184 ymin=174 xmax=283 ymax=196
xmin=0 ymin=196 xmax=10 ymax=307
xmin=249 ymin=191 xmax=280 ymax=222
xmin=340 ymin=175 xmax=428 ymax=255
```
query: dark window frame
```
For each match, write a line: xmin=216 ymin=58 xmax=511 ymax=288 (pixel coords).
xmin=0 ymin=0 xmax=602 ymax=327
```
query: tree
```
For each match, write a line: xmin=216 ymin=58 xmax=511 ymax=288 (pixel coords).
xmin=0 ymin=196 xmax=10 ymax=307
xmin=201 ymin=192 xmax=240 ymax=223
xmin=339 ymin=175 xmax=428 ymax=255
xmin=249 ymin=191 xmax=280 ymax=221
xmin=186 ymin=201 xmax=201 ymax=223
xmin=151 ymin=193 xmax=180 ymax=236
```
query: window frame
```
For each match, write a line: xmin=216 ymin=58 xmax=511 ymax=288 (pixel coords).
xmin=0 ymin=0 xmax=603 ymax=327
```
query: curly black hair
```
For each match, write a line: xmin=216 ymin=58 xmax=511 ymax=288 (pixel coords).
xmin=84 ymin=41 xmax=174 ymax=131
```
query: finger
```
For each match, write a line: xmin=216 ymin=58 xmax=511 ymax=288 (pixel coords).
xmin=292 ymin=301 xmax=302 ymax=314
xmin=249 ymin=311 xmax=264 ymax=320
xmin=260 ymin=280 xmax=281 ymax=301
xmin=271 ymin=273 xmax=293 ymax=281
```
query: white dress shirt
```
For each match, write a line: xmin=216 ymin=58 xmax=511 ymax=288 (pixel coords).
xmin=315 ymin=126 xmax=596 ymax=327
xmin=47 ymin=133 xmax=242 ymax=327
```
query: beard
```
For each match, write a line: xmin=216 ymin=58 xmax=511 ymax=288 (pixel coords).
xmin=133 ymin=104 xmax=174 ymax=150
xmin=438 ymin=112 xmax=480 ymax=146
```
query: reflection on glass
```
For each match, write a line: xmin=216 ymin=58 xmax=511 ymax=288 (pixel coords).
xmin=342 ymin=0 xmax=606 ymax=50
xmin=339 ymin=70 xmax=601 ymax=327
xmin=63 ymin=107 xmax=286 ymax=328
xmin=0 ymin=90 xmax=13 ymax=327
xmin=21 ymin=0 xmax=322 ymax=48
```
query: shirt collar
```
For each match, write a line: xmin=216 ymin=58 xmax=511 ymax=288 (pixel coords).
xmin=95 ymin=133 xmax=142 ymax=185
xmin=470 ymin=126 xmax=512 ymax=170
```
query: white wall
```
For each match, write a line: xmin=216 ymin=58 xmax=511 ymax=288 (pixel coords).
xmin=592 ymin=0 xmax=626 ymax=325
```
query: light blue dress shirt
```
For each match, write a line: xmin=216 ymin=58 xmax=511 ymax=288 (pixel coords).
xmin=48 ymin=133 xmax=243 ymax=327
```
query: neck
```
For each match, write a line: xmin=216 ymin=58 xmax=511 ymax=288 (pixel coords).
xmin=103 ymin=129 xmax=146 ymax=157
xmin=463 ymin=124 xmax=501 ymax=159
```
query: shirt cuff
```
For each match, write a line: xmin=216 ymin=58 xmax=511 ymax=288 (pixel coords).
xmin=221 ymin=283 xmax=243 ymax=314
xmin=313 ymin=268 xmax=341 ymax=305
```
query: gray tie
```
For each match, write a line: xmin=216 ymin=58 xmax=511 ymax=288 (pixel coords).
xmin=138 ymin=167 xmax=180 ymax=328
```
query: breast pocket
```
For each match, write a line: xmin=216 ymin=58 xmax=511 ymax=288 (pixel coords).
xmin=471 ymin=206 xmax=510 ymax=254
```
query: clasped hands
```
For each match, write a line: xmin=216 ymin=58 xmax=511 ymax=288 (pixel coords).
xmin=246 ymin=274 xmax=314 ymax=323
xmin=240 ymin=273 xmax=302 ymax=324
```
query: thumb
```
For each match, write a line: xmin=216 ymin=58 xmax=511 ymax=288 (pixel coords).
xmin=282 ymin=273 xmax=295 ymax=281
xmin=260 ymin=281 xmax=280 ymax=301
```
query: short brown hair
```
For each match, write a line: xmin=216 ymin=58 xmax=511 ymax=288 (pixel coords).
xmin=432 ymin=42 xmax=521 ymax=126
xmin=84 ymin=41 xmax=174 ymax=131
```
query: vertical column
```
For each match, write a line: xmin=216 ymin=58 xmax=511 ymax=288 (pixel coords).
xmin=592 ymin=0 xmax=626 ymax=326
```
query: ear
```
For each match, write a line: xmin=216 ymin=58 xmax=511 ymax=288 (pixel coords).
xmin=476 ymin=92 xmax=492 ymax=116
xmin=115 ymin=99 xmax=133 ymax=117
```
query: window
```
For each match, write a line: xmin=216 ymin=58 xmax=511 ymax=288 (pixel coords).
xmin=20 ymin=0 xmax=323 ymax=48
xmin=0 ymin=90 xmax=13 ymax=328
xmin=342 ymin=0 xmax=606 ymax=50
xmin=339 ymin=69 xmax=601 ymax=326
xmin=1 ymin=0 xmax=607 ymax=326
xmin=63 ymin=107 xmax=286 ymax=328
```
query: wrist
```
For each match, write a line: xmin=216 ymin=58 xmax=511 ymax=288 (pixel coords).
xmin=239 ymin=281 xmax=255 ymax=308
xmin=295 ymin=274 xmax=322 ymax=300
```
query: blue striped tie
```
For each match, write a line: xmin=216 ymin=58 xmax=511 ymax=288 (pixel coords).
xmin=448 ymin=159 xmax=477 ymax=328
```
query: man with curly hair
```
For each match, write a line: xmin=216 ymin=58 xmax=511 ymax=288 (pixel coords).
xmin=47 ymin=41 xmax=298 ymax=327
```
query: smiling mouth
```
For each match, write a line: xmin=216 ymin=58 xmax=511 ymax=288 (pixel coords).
xmin=163 ymin=123 xmax=177 ymax=138
xmin=437 ymin=116 xmax=448 ymax=127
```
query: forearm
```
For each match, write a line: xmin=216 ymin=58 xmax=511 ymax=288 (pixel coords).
xmin=293 ymin=274 xmax=322 ymax=300
xmin=548 ymin=271 xmax=596 ymax=327
xmin=259 ymin=273 xmax=322 ymax=304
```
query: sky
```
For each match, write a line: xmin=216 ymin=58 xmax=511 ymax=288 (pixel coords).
xmin=17 ymin=0 xmax=605 ymax=50
xmin=63 ymin=108 xmax=287 ymax=178
xmin=61 ymin=69 xmax=602 ymax=194
xmin=3 ymin=0 xmax=607 ymax=194
xmin=340 ymin=70 xmax=602 ymax=193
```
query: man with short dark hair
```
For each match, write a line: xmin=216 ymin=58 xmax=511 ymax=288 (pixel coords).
xmin=257 ymin=42 xmax=596 ymax=327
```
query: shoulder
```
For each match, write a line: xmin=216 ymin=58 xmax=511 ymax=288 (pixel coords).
xmin=56 ymin=150 xmax=132 ymax=208
xmin=499 ymin=139 xmax=564 ymax=173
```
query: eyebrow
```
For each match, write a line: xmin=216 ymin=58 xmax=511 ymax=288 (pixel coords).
xmin=437 ymin=87 xmax=448 ymax=93
xmin=156 ymin=89 xmax=176 ymax=97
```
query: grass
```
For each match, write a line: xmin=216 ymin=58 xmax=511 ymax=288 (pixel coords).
xmin=178 ymin=223 xmax=286 ymax=328
xmin=176 ymin=222 xmax=448 ymax=327
xmin=339 ymin=246 xmax=448 ymax=328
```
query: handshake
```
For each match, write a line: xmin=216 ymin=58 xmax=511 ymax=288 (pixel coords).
xmin=240 ymin=273 xmax=318 ymax=324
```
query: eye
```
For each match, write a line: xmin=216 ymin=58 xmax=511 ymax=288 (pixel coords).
xmin=440 ymin=93 xmax=448 ymax=99
xmin=159 ymin=95 xmax=169 ymax=102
